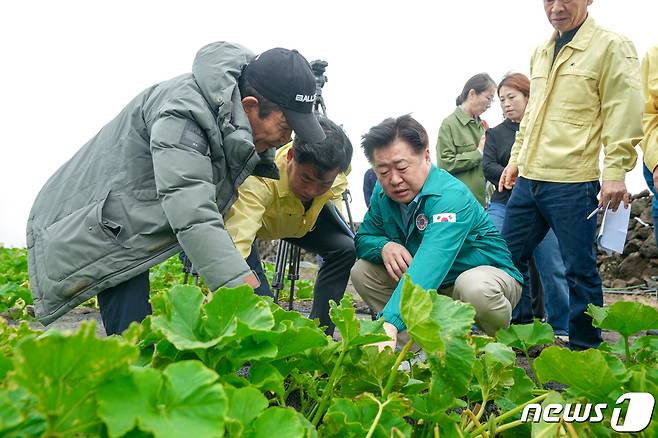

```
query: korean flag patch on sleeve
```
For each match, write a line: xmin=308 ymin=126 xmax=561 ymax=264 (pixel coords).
xmin=433 ymin=213 xmax=456 ymax=223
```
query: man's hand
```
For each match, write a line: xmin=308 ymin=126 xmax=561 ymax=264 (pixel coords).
xmin=242 ymin=271 xmax=261 ymax=289
xmin=498 ymin=164 xmax=519 ymax=192
xmin=478 ymin=134 xmax=486 ymax=154
xmin=372 ymin=322 xmax=398 ymax=352
xmin=600 ymin=180 xmax=629 ymax=212
xmin=382 ymin=242 xmax=413 ymax=282
xmin=653 ymin=165 xmax=658 ymax=193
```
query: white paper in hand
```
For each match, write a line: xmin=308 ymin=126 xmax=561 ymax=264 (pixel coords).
xmin=597 ymin=204 xmax=631 ymax=255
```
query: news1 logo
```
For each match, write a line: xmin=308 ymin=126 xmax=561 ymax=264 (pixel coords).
xmin=521 ymin=392 xmax=655 ymax=432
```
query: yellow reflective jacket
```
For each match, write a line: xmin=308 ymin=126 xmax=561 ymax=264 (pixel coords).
xmin=642 ymin=44 xmax=658 ymax=171
xmin=510 ymin=16 xmax=643 ymax=182
xmin=224 ymin=142 xmax=349 ymax=258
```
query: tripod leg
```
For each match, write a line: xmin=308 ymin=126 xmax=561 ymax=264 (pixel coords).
xmin=341 ymin=190 xmax=356 ymax=233
xmin=182 ymin=254 xmax=192 ymax=284
xmin=272 ymin=240 xmax=289 ymax=304
xmin=288 ymin=245 xmax=301 ymax=311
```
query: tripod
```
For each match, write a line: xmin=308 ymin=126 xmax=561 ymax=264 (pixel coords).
xmin=271 ymin=196 xmax=356 ymax=309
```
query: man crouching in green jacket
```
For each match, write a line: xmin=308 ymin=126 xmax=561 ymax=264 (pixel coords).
xmin=27 ymin=42 xmax=325 ymax=335
xmin=351 ymin=115 xmax=522 ymax=350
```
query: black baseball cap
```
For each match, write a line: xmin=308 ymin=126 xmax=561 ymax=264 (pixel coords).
xmin=244 ymin=48 xmax=325 ymax=144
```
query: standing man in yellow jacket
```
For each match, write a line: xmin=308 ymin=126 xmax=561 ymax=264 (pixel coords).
xmin=225 ymin=116 xmax=354 ymax=335
xmin=499 ymin=0 xmax=643 ymax=350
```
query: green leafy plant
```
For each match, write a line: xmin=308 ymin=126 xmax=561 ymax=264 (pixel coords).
xmin=587 ymin=301 xmax=658 ymax=365
xmin=1 ymin=276 xmax=657 ymax=437
xmin=496 ymin=319 xmax=555 ymax=386
xmin=0 ymin=247 xmax=32 ymax=319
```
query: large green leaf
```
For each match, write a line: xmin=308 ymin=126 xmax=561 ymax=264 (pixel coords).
xmin=472 ymin=342 xmax=516 ymax=401
xmin=627 ymin=365 xmax=658 ymax=395
xmin=495 ymin=367 xmax=535 ymax=437
xmin=586 ymin=302 xmax=658 ymax=337
xmin=330 ymin=295 xmax=389 ymax=348
xmin=424 ymin=338 xmax=475 ymax=414
xmin=12 ymin=321 xmax=137 ymax=436
xmin=150 ymin=285 xmax=224 ymax=350
xmin=98 ymin=361 xmax=227 ymax=438
xmin=339 ymin=346 xmax=403 ymax=397
xmin=248 ymin=362 xmax=285 ymax=398
xmin=204 ymin=285 xmax=275 ymax=339
xmin=320 ymin=394 xmax=412 ymax=438
xmin=630 ymin=335 xmax=658 ymax=365
xmin=247 ymin=407 xmax=317 ymax=438
xmin=399 ymin=276 xmax=444 ymax=353
xmin=224 ymin=386 xmax=269 ymax=437
xmin=0 ymin=387 xmax=46 ymax=437
xmin=497 ymin=366 xmax=534 ymax=409
xmin=414 ymin=291 xmax=477 ymax=418
xmin=0 ymin=352 xmax=11 ymax=380
xmin=496 ymin=320 xmax=554 ymax=353
xmin=252 ymin=305 xmax=328 ymax=359
xmin=535 ymin=346 xmax=626 ymax=402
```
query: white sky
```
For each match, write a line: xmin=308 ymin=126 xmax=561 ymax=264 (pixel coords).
xmin=1 ymin=0 xmax=656 ymax=247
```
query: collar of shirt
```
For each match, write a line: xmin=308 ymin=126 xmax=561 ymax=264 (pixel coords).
xmin=503 ymin=118 xmax=520 ymax=132
xmin=544 ymin=14 xmax=595 ymax=59
xmin=398 ymin=194 xmax=421 ymax=229
xmin=455 ymin=106 xmax=481 ymax=127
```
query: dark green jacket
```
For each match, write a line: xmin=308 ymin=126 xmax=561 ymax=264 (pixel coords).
xmin=27 ymin=42 xmax=278 ymax=325
xmin=436 ymin=107 xmax=487 ymax=206
xmin=355 ymin=166 xmax=522 ymax=332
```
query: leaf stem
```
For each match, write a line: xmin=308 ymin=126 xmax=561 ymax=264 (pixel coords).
xmin=311 ymin=347 xmax=347 ymax=426
xmin=382 ymin=339 xmax=414 ymax=399
xmin=463 ymin=409 xmax=483 ymax=430
xmin=623 ymin=335 xmax=632 ymax=366
xmin=468 ymin=392 xmax=550 ymax=438
xmin=494 ymin=419 xmax=522 ymax=434
xmin=365 ymin=394 xmax=390 ymax=438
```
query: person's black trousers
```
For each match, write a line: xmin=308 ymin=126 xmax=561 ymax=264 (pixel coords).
xmin=97 ymin=270 xmax=151 ymax=336
xmin=246 ymin=204 xmax=356 ymax=335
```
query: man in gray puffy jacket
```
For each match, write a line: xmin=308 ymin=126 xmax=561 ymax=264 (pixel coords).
xmin=27 ymin=42 xmax=325 ymax=335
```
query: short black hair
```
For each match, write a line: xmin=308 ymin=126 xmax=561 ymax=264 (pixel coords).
xmin=361 ymin=114 xmax=428 ymax=163
xmin=292 ymin=115 xmax=352 ymax=174
xmin=238 ymin=75 xmax=280 ymax=119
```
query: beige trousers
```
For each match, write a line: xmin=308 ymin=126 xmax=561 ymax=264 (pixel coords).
xmin=350 ymin=259 xmax=521 ymax=337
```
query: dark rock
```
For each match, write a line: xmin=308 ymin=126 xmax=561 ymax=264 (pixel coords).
xmin=611 ymin=279 xmax=627 ymax=289
xmin=618 ymin=252 xmax=648 ymax=279
xmin=631 ymin=190 xmax=651 ymax=201
xmin=639 ymin=235 xmax=658 ymax=259
xmin=623 ymin=239 xmax=642 ymax=255
xmin=635 ymin=226 xmax=652 ymax=241
xmin=627 ymin=277 xmax=643 ymax=286
xmin=641 ymin=265 xmax=658 ymax=281
xmin=631 ymin=198 xmax=648 ymax=217
xmin=640 ymin=208 xmax=654 ymax=225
